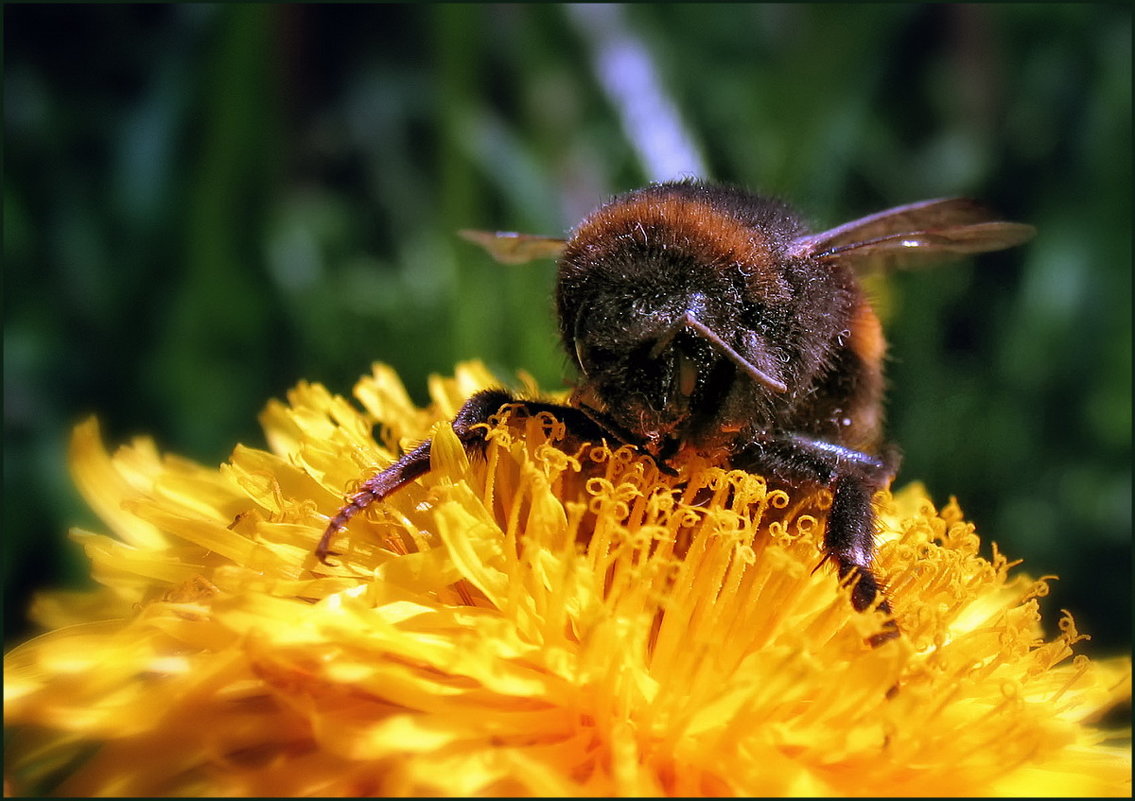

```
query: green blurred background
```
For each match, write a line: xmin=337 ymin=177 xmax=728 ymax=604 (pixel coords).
xmin=5 ymin=5 xmax=1130 ymax=656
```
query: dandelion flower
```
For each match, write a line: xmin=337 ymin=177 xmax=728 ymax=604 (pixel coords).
xmin=4 ymin=362 xmax=1130 ymax=796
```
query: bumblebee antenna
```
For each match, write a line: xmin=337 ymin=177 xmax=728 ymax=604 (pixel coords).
xmin=682 ymin=313 xmax=788 ymax=394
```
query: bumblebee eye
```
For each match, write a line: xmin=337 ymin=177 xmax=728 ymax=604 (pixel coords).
xmin=574 ymin=338 xmax=589 ymax=376
xmin=574 ymin=339 xmax=616 ymax=377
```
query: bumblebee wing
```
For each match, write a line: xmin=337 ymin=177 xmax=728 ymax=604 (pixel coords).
xmin=794 ymin=198 xmax=991 ymax=252
xmin=458 ymin=230 xmax=567 ymax=264
xmin=788 ymin=198 xmax=1035 ymax=273
xmin=814 ymin=222 xmax=1036 ymax=272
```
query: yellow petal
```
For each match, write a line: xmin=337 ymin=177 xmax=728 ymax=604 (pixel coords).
xmin=5 ymin=362 xmax=1129 ymax=797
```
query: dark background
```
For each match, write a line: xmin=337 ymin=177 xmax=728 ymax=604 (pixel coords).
xmin=5 ymin=5 xmax=1130 ymax=656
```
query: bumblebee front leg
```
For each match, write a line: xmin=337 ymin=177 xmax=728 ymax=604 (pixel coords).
xmin=734 ymin=433 xmax=899 ymax=643
xmin=316 ymin=388 xmax=517 ymax=563
xmin=315 ymin=389 xmax=604 ymax=564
